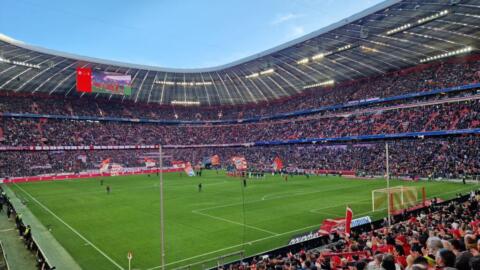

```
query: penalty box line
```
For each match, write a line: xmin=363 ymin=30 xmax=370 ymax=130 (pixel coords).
xmin=193 ymin=181 xmax=370 ymax=213
xmin=14 ymin=184 xmax=125 ymax=270
xmin=188 ymin=182 xmax=370 ymax=239
xmin=16 ymin=181 xmax=474 ymax=270
xmin=161 ymin=184 xmax=476 ymax=269
xmin=166 ymin=195 xmax=372 ymax=270
xmin=186 ymin=182 xmax=373 ymax=257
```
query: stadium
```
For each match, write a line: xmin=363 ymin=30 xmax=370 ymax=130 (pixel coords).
xmin=0 ymin=0 xmax=480 ymax=269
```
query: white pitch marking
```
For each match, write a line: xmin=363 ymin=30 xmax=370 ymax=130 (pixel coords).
xmin=191 ymin=210 xmax=278 ymax=236
xmin=152 ymin=184 xmax=477 ymax=270
xmin=14 ymin=184 xmax=125 ymax=270
xmin=308 ymin=198 xmax=372 ymax=214
xmin=145 ymin=222 xmax=322 ymax=270
xmin=196 ymin=181 xmax=369 ymax=213
xmin=261 ymin=191 xmax=304 ymax=201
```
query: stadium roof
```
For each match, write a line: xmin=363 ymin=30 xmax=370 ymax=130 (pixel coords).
xmin=0 ymin=0 xmax=479 ymax=106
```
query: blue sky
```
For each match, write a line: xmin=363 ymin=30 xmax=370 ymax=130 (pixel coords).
xmin=0 ymin=0 xmax=383 ymax=68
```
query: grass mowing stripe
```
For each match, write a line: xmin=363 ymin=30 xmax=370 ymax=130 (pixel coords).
xmin=191 ymin=210 xmax=278 ymax=236
xmin=147 ymin=222 xmax=324 ymax=270
xmin=11 ymin=172 xmax=478 ymax=270
xmin=194 ymin=181 xmax=369 ymax=213
xmin=161 ymin=184 xmax=477 ymax=269
xmin=158 ymin=190 xmax=384 ymax=268
xmin=26 ymin=179 xmax=230 ymax=200
xmin=13 ymin=184 xmax=125 ymax=270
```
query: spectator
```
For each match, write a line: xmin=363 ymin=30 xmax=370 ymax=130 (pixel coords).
xmin=436 ymin=249 xmax=457 ymax=270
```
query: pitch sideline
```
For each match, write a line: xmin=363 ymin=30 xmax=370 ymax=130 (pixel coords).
xmin=13 ymin=184 xmax=125 ymax=270
xmin=13 ymin=180 xmax=475 ymax=270
xmin=154 ymin=184 xmax=476 ymax=269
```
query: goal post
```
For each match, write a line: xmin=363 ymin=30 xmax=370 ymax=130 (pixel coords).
xmin=372 ymin=186 xmax=422 ymax=212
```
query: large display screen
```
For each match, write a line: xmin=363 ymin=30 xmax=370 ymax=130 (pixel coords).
xmin=92 ymin=71 xmax=131 ymax=96
xmin=76 ymin=67 xmax=132 ymax=96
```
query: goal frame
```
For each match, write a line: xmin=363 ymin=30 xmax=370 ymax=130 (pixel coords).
xmin=371 ymin=186 xmax=419 ymax=212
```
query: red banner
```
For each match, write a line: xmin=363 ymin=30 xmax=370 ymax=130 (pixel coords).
xmin=2 ymin=168 xmax=182 ymax=184
xmin=231 ymin=156 xmax=247 ymax=170
xmin=76 ymin=67 xmax=92 ymax=93
xmin=211 ymin=155 xmax=220 ymax=166
xmin=345 ymin=206 xmax=353 ymax=236
xmin=171 ymin=160 xmax=186 ymax=168
xmin=144 ymin=158 xmax=156 ymax=168
xmin=184 ymin=162 xmax=195 ymax=176
xmin=99 ymin=158 xmax=111 ymax=168
xmin=318 ymin=218 xmax=345 ymax=236
xmin=273 ymin=156 xmax=283 ymax=171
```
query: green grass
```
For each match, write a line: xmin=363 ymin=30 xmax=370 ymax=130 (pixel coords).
xmin=5 ymin=171 xmax=477 ymax=270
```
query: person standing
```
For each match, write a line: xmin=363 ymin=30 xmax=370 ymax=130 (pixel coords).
xmin=435 ymin=249 xmax=456 ymax=270
xmin=198 ymin=183 xmax=202 ymax=192
xmin=106 ymin=185 xmax=110 ymax=194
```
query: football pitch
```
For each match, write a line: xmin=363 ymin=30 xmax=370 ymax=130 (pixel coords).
xmin=5 ymin=171 xmax=477 ymax=270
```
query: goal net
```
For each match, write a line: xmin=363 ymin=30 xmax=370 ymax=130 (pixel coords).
xmin=372 ymin=186 xmax=419 ymax=212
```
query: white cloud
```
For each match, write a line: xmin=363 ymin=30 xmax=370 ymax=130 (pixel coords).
xmin=286 ymin=25 xmax=305 ymax=39
xmin=270 ymin=13 xmax=304 ymax=25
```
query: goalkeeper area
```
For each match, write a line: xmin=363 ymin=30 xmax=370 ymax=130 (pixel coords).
xmin=2 ymin=171 xmax=477 ymax=270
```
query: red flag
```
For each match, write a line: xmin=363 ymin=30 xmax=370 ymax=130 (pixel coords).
xmin=99 ymin=158 xmax=111 ymax=172
xmin=273 ymin=157 xmax=283 ymax=171
xmin=211 ymin=155 xmax=220 ymax=166
xmin=184 ymin=162 xmax=195 ymax=176
xmin=318 ymin=218 xmax=344 ymax=235
xmin=232 ymin=156 xmax=247 ymax=170
xmin=76 ymin=67 xmax=92 ymax=93
xmin=144 ymin=158 xmax=156 ymax=168
xmin=345 ymin=206 xmax=353 ymax=236
xmin=100 ymin=158 xmax=111 ymax=168
xmin=171 ymin=161 xmax=186 ymax=168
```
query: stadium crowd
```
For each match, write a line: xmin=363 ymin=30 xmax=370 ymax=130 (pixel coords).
xmin=0 ymin=55 xmax=479 ymax=270
xmin=0 ymin=57 xmax=479 ymax=180
xmin=0 ymin=57 xmax=479 ymax=120
xmin=222 ymin=192 xmax=480 ymax=270
xmin=1 ymin=98 xmax=479 ymax=146
xmin=1 ymin=136 xmax=479 ymax=179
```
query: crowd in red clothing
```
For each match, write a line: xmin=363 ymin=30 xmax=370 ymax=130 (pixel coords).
xmin=1 ymin=136 xmax=479 ymax=179
xmin=1 ymin=98 xmax=479 ymax=147
xmin=0 ymin=58 xmax=479 ymax=121
xmin=0 ymin=57 xmax=479 ymax=270
xmin=221 ymin=194 xmax=480 ymax=270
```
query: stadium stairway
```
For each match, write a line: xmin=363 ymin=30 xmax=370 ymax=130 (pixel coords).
xmin=0 ymin=206 xmax=37 ymax=269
